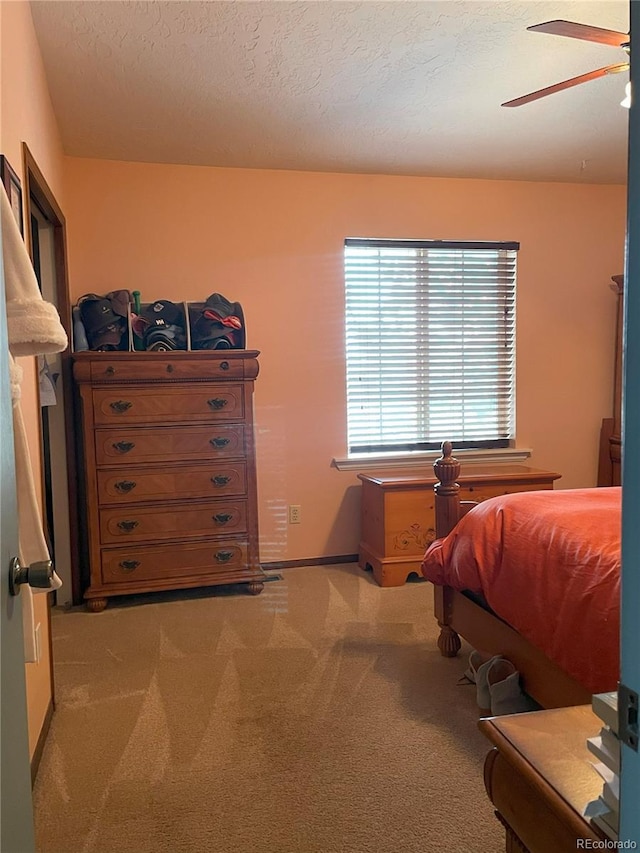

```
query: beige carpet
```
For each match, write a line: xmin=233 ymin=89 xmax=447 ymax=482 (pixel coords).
xmin=34 ymin=564 xmax=504 ymax=853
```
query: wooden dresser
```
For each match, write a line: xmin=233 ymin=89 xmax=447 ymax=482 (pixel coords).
xmin=598 ymin=274 xmax=624 ymax=487
xmin=73 ymin=350 xmax=264 ymax=610
xmin=480 ymin=706 xmax=607 ymax=853
xmin=358 ymin=465 xmax=561 ymax=587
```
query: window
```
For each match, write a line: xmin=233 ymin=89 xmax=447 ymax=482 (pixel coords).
xmin=344 ymin=238 xmax=518 ymax=456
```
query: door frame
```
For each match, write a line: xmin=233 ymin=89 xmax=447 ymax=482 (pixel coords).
xmin=21 ymin=144 xmax=82 ymax=607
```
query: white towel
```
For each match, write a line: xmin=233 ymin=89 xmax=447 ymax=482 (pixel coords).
xmin=3 ymin=189 xmax=66 ymax=356
xmin=2 ymin=186 xmax=67 ymax=662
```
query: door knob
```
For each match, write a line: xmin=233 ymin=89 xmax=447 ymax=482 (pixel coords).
xmin=9 ymin=556 xmax=54 ymax=596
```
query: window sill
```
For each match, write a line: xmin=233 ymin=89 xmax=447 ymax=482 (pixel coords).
xmin=332 ymin=447 xmax=532 ymax=472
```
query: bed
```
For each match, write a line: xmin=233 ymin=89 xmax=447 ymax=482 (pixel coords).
xmin=421 ymin=442 xmax=620 ymax=708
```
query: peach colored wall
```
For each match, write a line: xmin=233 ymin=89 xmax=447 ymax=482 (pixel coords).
xmin=63 ymin=159 xmax=626 ymax=562
xmin=1 ymin=0 xmax=66 ymax=756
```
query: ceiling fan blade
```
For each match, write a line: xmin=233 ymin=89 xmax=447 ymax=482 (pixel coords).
xmin=502 ymin=63 xmax=629 ymax=107
xmin=528 ymin=19 xmax=629 ymax=47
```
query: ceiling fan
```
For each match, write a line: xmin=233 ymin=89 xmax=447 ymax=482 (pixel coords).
xmin=502 ymin=19 xmax=630 ymax=107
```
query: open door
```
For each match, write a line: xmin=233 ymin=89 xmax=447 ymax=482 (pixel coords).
xmin=620 ymin=1 xmax=640 ymax=842
xmin=0 ymin=195 xmax=35 ymax=852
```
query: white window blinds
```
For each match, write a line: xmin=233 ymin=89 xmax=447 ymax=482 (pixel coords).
xmin=344 ymin=238 xmax=518 ymax=455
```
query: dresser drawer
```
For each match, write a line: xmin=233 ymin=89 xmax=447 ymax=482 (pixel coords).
xmin=97 ymin=462 xmax=247 ymax=504
xmin=100 ymin=539 xmax=248 ymax=585
xmin=95 ymin=424 xmax=245 ymax=465
xmin=100 ymin=500 xmax=247 ymax=544
xmin=90 ymin=356 xmax=245 ymax=382
xmin=92 ymin=385 xmax=244 ymax=425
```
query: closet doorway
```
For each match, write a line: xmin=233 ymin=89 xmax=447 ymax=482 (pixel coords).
xmin=22 ymin=144 xmax=80 ymax=608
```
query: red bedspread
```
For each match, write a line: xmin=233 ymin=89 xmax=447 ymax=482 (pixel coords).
xmin=421 ymin=487 xmax=620 ymax=694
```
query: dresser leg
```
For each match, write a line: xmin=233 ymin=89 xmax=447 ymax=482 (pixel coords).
xmin=85 ymin=597 xmax=108 ymax=613
xmin=246 ymin=582 xmax=264 ymax=595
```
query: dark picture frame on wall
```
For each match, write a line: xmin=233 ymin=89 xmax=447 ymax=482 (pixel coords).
xmin=0 ymin=154 xmax=24 ymax=236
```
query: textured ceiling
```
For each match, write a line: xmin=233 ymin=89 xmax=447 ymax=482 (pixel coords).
xmin=30 ymin=0 xmax=630 ymax=183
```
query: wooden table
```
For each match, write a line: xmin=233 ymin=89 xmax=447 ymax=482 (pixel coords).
xmin=358 ymin=465 xmax=561 ymax=587
xmin=479 ymin=706 xmax=608 ymax=853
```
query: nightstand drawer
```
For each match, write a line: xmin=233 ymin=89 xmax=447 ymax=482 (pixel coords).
xmin=97 ymin=462 xmax=247 ymax=504
xmin=100 ymin=500 xmax=248 ymax=544
xmin=92 ymin=385 xmax=244 ymax=425
xmin=100 ymin=539 xmax=249 ymax=584
xmin=95 ymin=424 xmax=245 ymax=465
xmin=459 ymin=483 xmax=554 ymax=502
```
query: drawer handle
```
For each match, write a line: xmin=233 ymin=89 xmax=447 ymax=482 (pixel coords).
xmin=214 ymin=550 xmax=234 ymax=563
xmin=207 ymin=398 xmax=228 ymax=410
xmin=213 ymin=513 xmax=233 ymax=525
xmin=210 ymin=437 xmax=231 ymax=448
xmin=114 ymin=480 xmax=137 ymax=494
xmin=211 ymin=475 xmax=231 ymax=487
xmin=113 ymin=441 xmax=135 ymax=454
xmin=119 ymin=560 xmax=140 ymax=572
xmin=105 ymin=366 xmax=116 ymax=376
xmin=110 ymin=400 xmax=133 ymax=414
xmin=220 ymin=361 xmax=230 ymax=371
xmin=117 ymin=520 xmax=139 ymax=533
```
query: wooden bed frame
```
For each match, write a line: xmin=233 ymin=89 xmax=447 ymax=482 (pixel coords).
xmin=431 ymin=442 xmax=592 ymax=710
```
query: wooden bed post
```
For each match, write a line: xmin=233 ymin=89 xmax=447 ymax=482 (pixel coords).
xmin=433 ymin=441 xmax=462 ymax=657
xmin=433 ymin=441 xmax=462 ymax=538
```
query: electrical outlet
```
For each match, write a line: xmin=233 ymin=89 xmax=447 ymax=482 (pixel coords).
xmin=34 ymin=623 xmax=42 ymax=664
xmin=288 ymin=504 xmax=302 ymax=524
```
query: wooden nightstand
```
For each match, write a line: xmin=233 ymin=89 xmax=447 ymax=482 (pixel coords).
xmin=358 ymin=465 xmax=561 ymax=587
xmin=479 ymin=706 xmax=608 ymax=853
